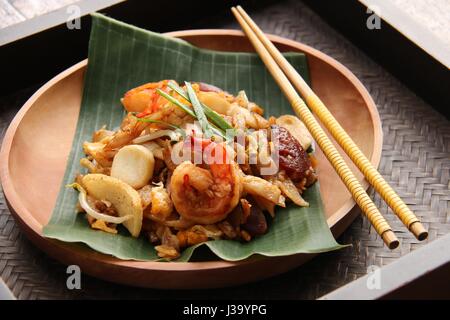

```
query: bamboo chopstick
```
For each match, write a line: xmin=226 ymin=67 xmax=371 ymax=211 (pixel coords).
xmin=231 ymin=7 xmax=400 ymax=249
xmin=233 ymin=6 xmax=427 ymax=241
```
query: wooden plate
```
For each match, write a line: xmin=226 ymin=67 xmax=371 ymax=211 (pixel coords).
xmin=0 ymin=30 xmax=382 ymax=289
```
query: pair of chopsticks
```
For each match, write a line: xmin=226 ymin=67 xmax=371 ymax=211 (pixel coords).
xmin=231 ymin=6 xmax=427 ymax=249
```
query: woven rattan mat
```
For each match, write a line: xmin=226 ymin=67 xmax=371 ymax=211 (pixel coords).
xmin=1 ymin=0 xmax=449 ymax=299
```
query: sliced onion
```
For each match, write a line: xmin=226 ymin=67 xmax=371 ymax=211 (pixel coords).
xmin=236 ymin=90 xmax=250 ymax=109
xmin=242 ymin=175 xmax=282 ymax=204
xmin=145 ymin=213 xmax=195 ymax=230
xmin=132 ymin=130 xmax=181 ymax=144
xmin=196 ymin=82 xmax=224 ymax=93
xmin=271 ymin=176 xmax=309 ymax=207
xmin=68 ymin=183 xmax=133 ymax=224
xmin=164 ymin=219 xmax=195 ymax=230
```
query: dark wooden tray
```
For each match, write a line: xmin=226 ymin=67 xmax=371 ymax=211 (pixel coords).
xmin=0 ymin=0 xmax=258 ymax=95
xmin=303 ymin=0 xmax=450 ymax=119
xmin=0 ymin=0 xmax=449 ymax=299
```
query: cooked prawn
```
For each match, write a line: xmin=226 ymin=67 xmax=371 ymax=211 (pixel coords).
xmin=121 ymin=80 xmax=169 ymax=113
xmin=103 ymin=113 xmax=150 ymax=151
xmin=105 ymin=81 xmax=196 ymax=151
xmin=169 ymin=139 xmax=242 ymax=224
xmin=105 ymin=80 xmax=173 ymax=151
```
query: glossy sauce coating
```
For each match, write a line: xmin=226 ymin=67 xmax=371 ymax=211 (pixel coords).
xmin=271 ymin=125 xmax=312 ymax=182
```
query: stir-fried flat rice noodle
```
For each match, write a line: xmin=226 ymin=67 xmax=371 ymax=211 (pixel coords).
xmin=73 ymin=80 xmax=317 ymax=260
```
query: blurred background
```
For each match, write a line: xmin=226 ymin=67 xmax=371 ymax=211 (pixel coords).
xmin=1 ymin=0 xmax=449 ymax=45
xmin=1 ymin=0 xmax=448 ymax=115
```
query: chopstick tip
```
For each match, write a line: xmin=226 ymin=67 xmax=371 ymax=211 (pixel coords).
xmin=382 ymin=230 xmax=399 ymax=250
xmin=410 ymin=222 xmax=428 ymax=241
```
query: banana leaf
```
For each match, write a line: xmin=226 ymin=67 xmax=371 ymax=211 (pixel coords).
xmin=43 ymin=13 xmax=345 ymax=262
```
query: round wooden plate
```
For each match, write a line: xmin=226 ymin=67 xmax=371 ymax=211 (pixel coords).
xmin=0 ymin=30 xmax=382 ymax=289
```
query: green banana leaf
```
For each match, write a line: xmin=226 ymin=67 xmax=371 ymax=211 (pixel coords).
xmin=43 ymin=13 xmax=345 ymax=262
